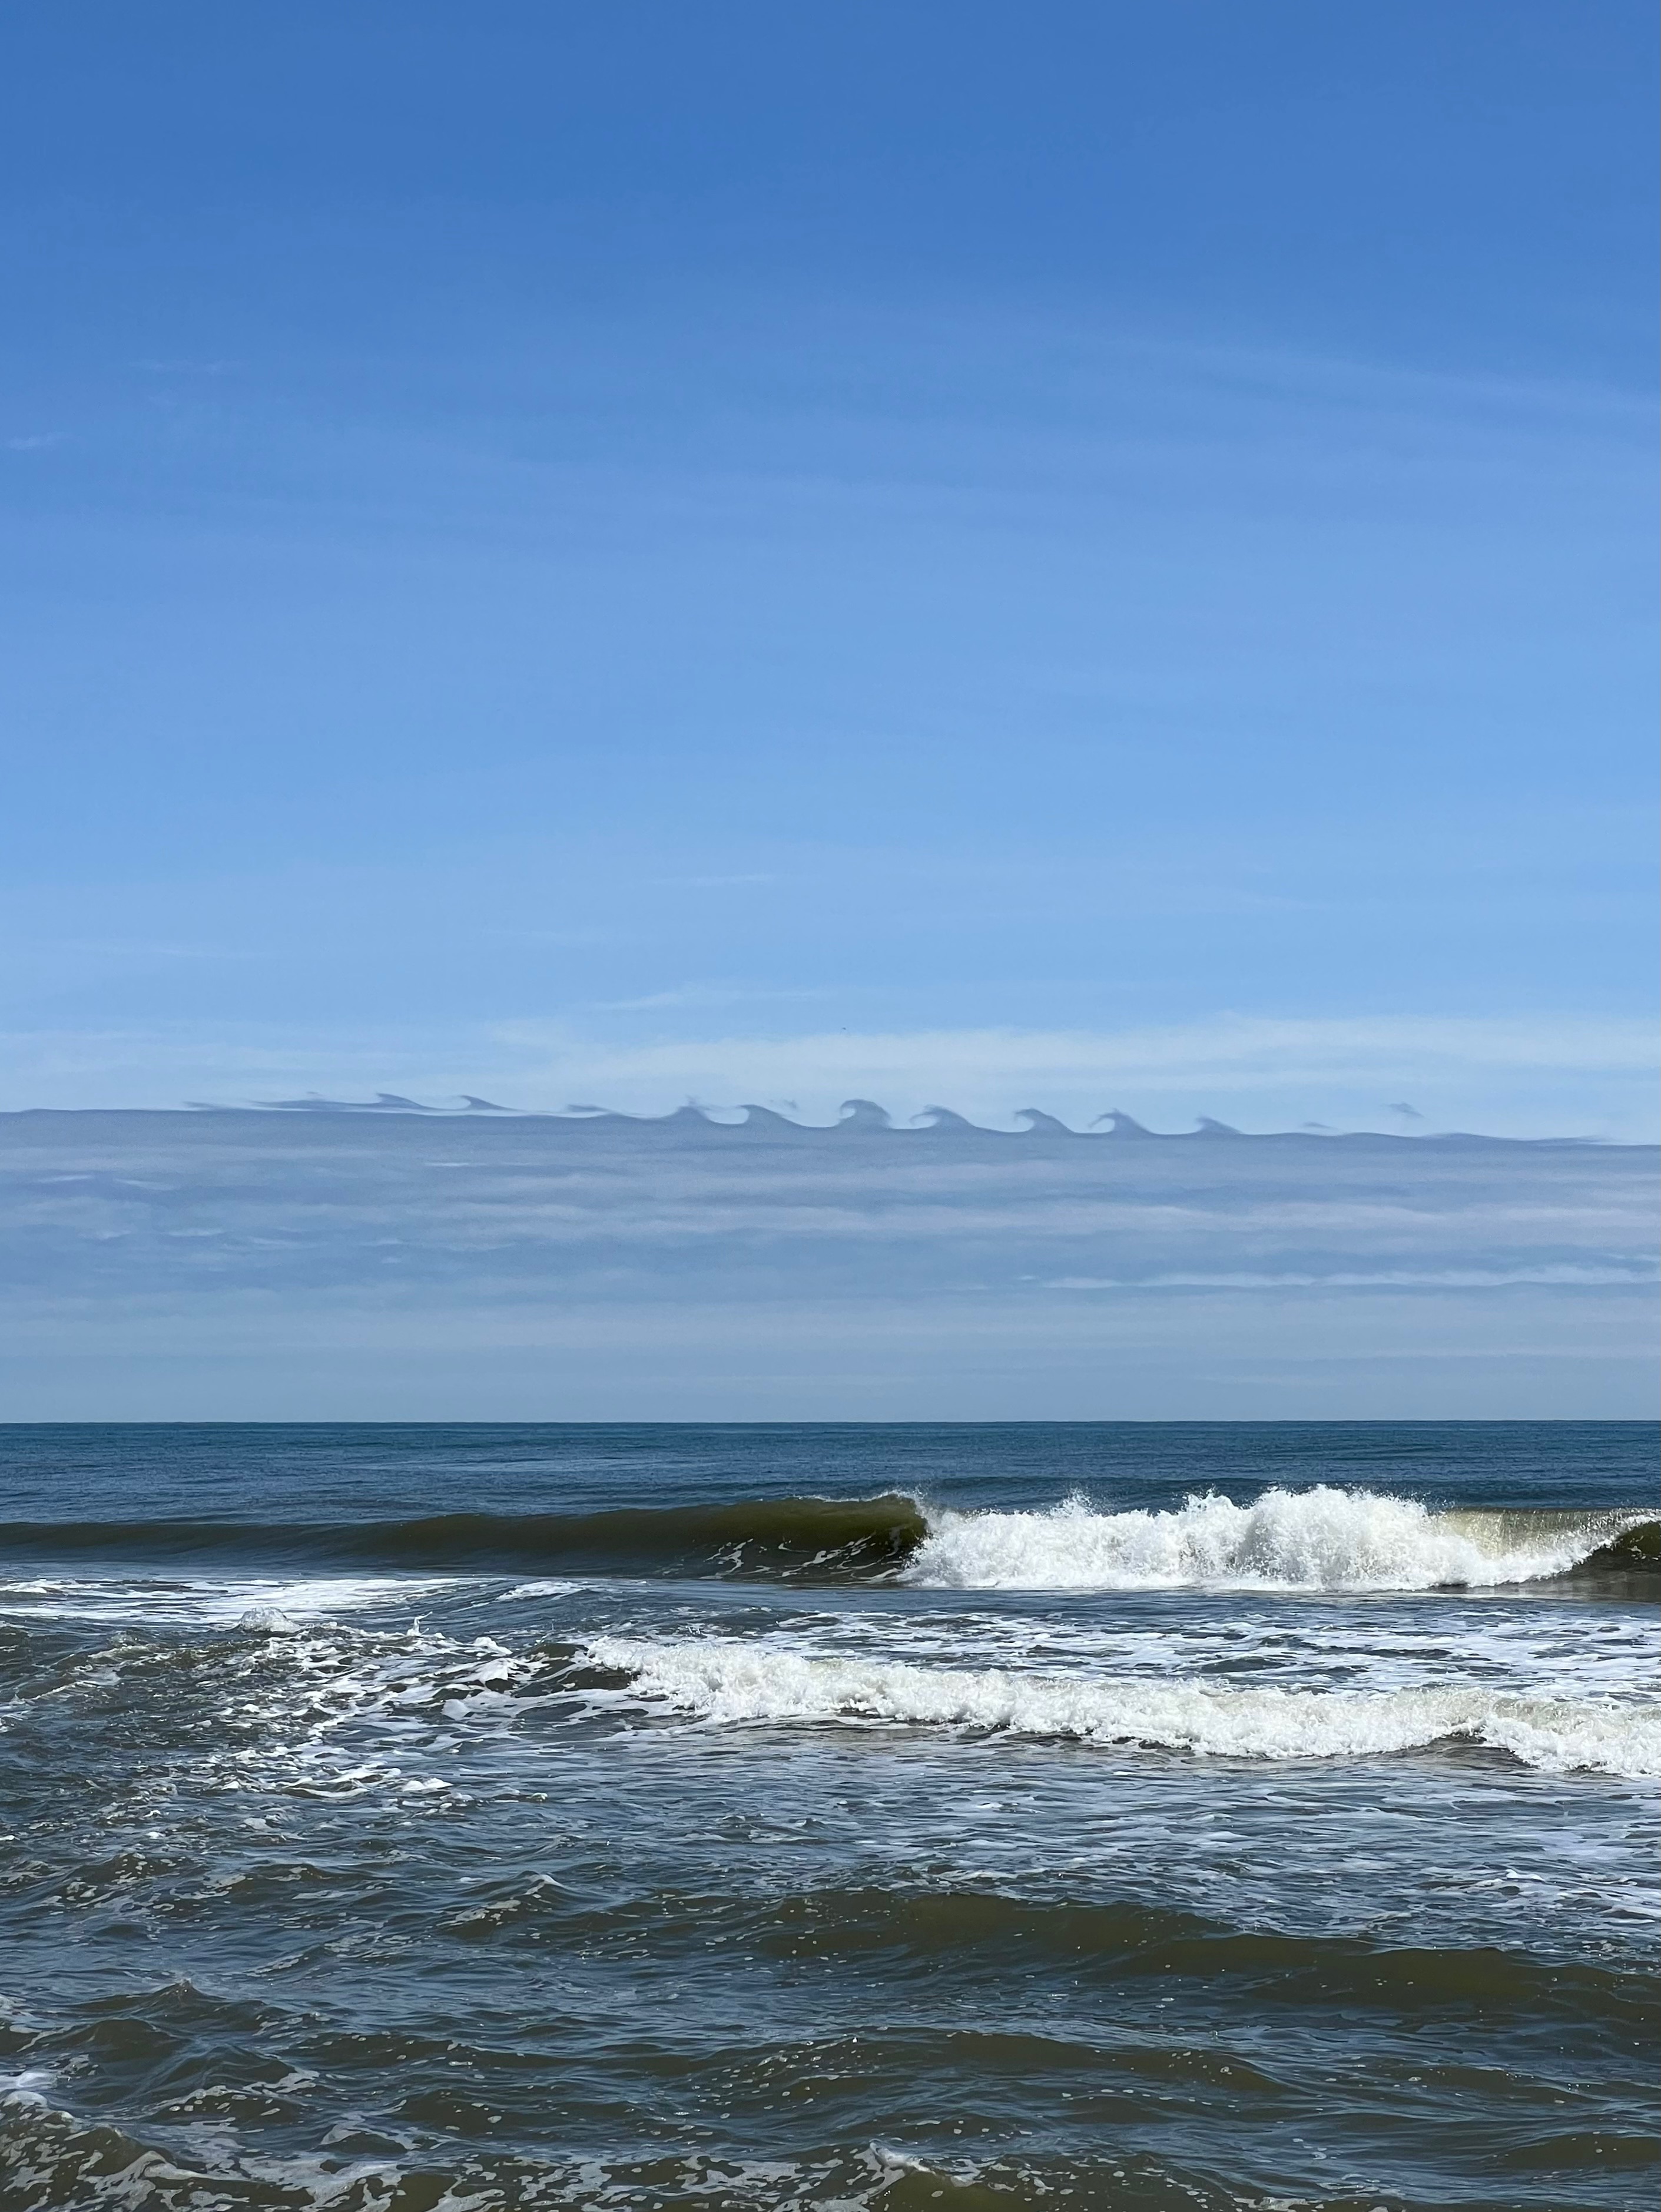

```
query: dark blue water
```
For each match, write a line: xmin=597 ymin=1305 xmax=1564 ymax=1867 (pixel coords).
xmin=1 ymin=1423 xmax=1655 ymax=2211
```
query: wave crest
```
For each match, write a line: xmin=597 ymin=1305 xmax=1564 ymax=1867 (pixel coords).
xmin=903 ymin=1487 xmax=1652 ymax=1593
xmin=0 ymin=1487 xmax=1648 ymax=1593
xmin=584 ymin=1636 xmax=1661 ymax=1778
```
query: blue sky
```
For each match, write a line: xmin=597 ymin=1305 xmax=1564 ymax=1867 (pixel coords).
xmin=2 ymin=1 xmax=1656 ymax=1137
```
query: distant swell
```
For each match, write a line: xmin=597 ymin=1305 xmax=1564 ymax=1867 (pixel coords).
xmin=0 ymin=1486 xmax=1651 ymax=1591
xmin=0 ymin=1494 xmax=928 ymax=1579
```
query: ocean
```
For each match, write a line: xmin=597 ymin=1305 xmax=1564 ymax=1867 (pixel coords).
xmin=0 ymin=1421 xmax=1655 ymax=2211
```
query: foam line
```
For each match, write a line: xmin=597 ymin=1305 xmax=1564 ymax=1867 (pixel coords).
xmin=586 ymin=1635 xmax=1661 ymax=1777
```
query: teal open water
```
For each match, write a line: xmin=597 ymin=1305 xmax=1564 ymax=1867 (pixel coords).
xmin=0 ymin=1422 xmax=1656 ymax=2211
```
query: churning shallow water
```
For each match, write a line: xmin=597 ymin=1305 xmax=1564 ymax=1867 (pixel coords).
xmin=0 ymin=1422 xmax=1655 ymax=2212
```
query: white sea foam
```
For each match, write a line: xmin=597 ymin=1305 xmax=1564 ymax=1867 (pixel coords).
xmin=199 ymin=1576 xmax=460 ymax=1623
xmin=903 ymin=1486 xmax=1636 ymax=1592
xmin=0 ymin=1574 xmax=460 ymax=1628
xmin=237 ymin=1605 xmax=301 ymax=1634
xmin=780 ymin=1602 xmax=1661 ymax=1701
xmin=585 ymin=1635 xmax=1661 ymax=1778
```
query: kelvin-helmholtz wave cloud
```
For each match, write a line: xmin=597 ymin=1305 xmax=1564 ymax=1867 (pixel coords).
xmin=1 ymin=1104 xmax=1655 ymax=1418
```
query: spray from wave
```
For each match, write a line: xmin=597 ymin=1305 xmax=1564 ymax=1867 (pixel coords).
xmin=901 ymin=1487 xmax=1655 ymax=1593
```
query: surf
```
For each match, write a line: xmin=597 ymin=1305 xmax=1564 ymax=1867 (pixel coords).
xmin=581 ymin=1634 xmax=1661 ymax=1778
xmin=0 ymin=1485 xmax=1649 ymax=1590
xmin=901 ymin=1487 xmax=1657 ymax=1592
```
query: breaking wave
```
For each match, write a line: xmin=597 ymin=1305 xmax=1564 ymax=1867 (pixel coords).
xmin=0 ymin=1487 xmax=1650 ymax=1592
xmin=904 ymin=1488 xmax=1657 ymax=1592
xmin=583 ymin=1636 xmax=1661 ymax=1778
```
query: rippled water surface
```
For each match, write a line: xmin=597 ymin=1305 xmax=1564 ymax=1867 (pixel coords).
xmin=0 ymin=1422 xmax=1655 ymax=2210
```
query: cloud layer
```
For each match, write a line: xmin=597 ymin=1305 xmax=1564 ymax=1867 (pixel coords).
xmin=2 ymin=1106 xmax=1653 ymax=1419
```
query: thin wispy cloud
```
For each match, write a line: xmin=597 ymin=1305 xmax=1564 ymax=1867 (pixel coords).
xmin=2 ymin=1011 xmax=1655 ymax=1142
xmin=480 ymin=1014 xmax=1658 ymax=1137
xmin=584 ymin=983 xmax=834 ymax=1014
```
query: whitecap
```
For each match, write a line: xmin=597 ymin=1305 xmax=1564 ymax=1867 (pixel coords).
xmin=903 ymin=1486 xmax=1640 ymax=1593
xmin=585 ymin=1634 xmax=1661 ymax=1779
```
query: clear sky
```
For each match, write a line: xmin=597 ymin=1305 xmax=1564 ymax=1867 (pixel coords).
xmin=2 ymin=2 xmax=1656 ymax=1137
